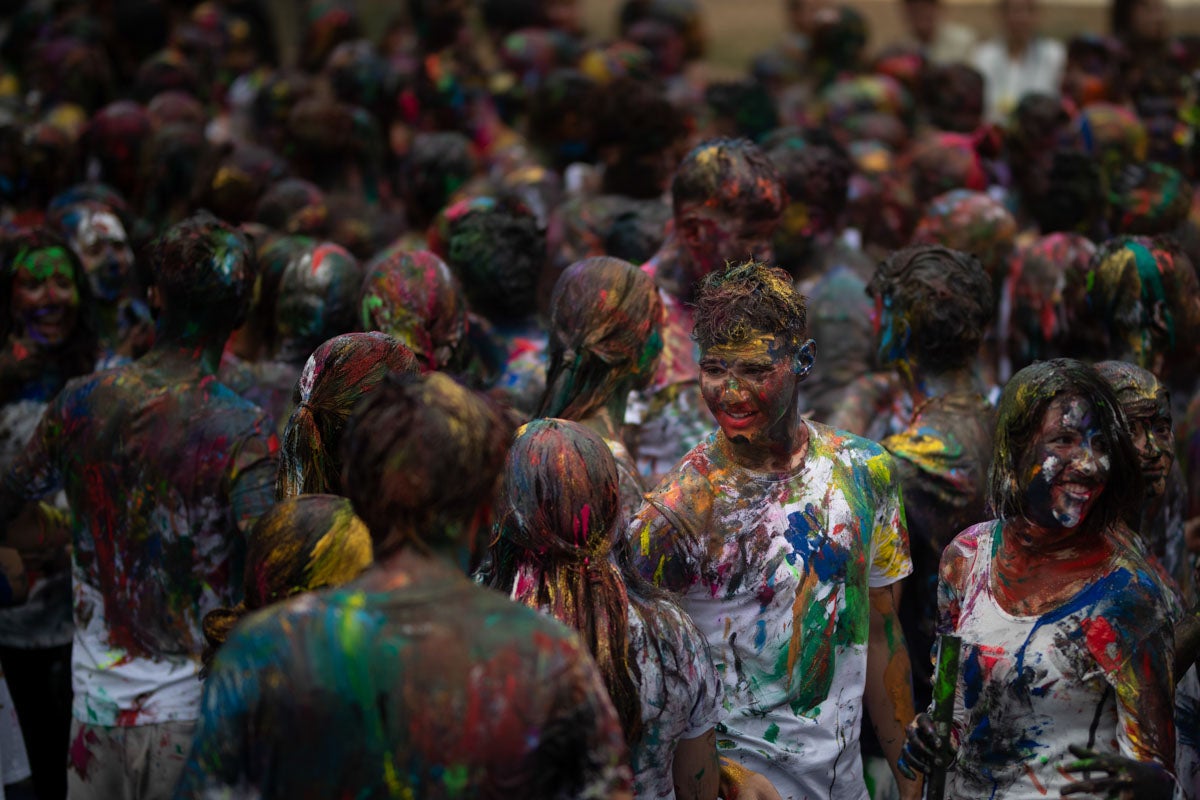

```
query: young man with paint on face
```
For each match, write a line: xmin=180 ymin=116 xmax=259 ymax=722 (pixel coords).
xmin=627 ymin=138 xmax=786 ymax=484
xmin=630 ymin=261 xmax=919 ymax=800
xmin=0 ymin=213 xmax=278 ymax=800
xmin=900 ymin=359 xmax=1177 ymax=800
xmin=177 ymin=373 xmax=635 ymax=800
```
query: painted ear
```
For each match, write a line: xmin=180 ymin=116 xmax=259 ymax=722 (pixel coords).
xmin=795 ymin=339 xmax=817 ymax=378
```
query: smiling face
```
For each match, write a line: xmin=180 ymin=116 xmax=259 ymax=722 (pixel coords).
xmin=9 ymin=246 xmax=80 ymax=348
xmin=680 ymin=207 xmax=779 ymax=284
xmin=699 ymin=330 xmax=804 ymax=450
xmin=1018 ymin=394 xmax=1111 ymax=531
xmin=70 ymin=208 xmax=134 ymax=303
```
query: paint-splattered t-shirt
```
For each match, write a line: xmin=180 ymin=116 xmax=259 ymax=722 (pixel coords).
xmin=630 ymin=421 xmax=912 ymax=800
xmin=0 ymin=358 xmax=277 ymax=725
xmin=940 ymin=521 xmax=1176 ymax=800
xmin=175 ymin=566 xmax=633 ymax=800
xmin=628 ymin=597 xmax=723 ymax=799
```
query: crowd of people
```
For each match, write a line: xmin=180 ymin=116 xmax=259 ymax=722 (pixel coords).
xmin=0 ymin=0 xmax=1198 ymax=798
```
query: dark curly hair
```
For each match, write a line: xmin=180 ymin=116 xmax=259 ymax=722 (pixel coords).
xmin=151 ymin=212 xmax=255 ymax=338
xmin=445 ymin=204 xmax=546 ymax=323
xmin=692 ymin=260 xmax=807 ymax=353
xmin=868 ymin=245 xmax=993 ymax=372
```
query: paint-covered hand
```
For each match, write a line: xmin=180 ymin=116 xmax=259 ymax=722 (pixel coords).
xmin=897 ymin=713 xmax=956 ymax=779
xmin=718 ymin=757 xmax=783 ymax=800
xmin=1060 ymin=745 xmax=1174 ymax=800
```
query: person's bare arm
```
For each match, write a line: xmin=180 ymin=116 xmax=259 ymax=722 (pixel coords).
xmin=672 ymin=728 xmax=720 ymax=800
xmin=866 ymin=583 xmax=923 ymax=800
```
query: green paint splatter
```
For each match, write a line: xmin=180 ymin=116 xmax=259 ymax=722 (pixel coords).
xmin=764 ymin=723 xmax=780 ymax=743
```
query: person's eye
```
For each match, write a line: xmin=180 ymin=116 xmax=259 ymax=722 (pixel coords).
xmin=743 ymin=364 xmax=774 ymax=376
xmin=1091 ymin=435 xmax=1109 ymax=453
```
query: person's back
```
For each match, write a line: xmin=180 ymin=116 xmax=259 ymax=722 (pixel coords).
xmin=179 ymin=561 xmax=629 ymax=799
xmin=177 ymin=372 xmax=634 ymax=800
xmin=0 ymin=213 xmax=276 ymax=799
xmin=43 ymin=358 xmax=270 ymax=661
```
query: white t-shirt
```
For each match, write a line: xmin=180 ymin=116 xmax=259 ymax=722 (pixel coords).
xmin=629 ymin=597 xmax=723 ymax=799
xmin=973 ymin=37 xmax=1066 ymax=122
xmin=631 ymin=422 xmax=912 ymax=800
xmin=942 ymin=521 xmax=1175 ymax=800
xmin=71 ymin=561 xmax=204 ymax=726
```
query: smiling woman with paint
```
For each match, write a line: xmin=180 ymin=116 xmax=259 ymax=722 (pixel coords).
xmin=0 ymin=228 xmax=98 ymax=800
xmin=899 ymin=358 xmax=1178 ymax=799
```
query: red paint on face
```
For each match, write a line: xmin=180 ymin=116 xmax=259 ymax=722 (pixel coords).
xmin=699 ymin=332 xmax=800 ymax=449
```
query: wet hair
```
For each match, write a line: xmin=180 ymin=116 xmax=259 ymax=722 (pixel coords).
xmin=277 ymin=332 xmax=420 ymax=499
xmin=671 ymin=138 xmax=785 ymax=223
xmin=359 ymin=249 xmax=469 ymax=372
xmin=0 ymin=227 xmax=98 ymax=386
xmin=404 ymin=132 xmax=476 ymax=229
xmin=1005 ymin=232 xmax=1096 ymax=371
xmin=492 ymin=418 xmax=643 ymax=744
xmin=339 ymin=372 xmax=515 ymax=554
xmin=201 ymin=494 xmax=372 ymax=672
xmin=692 ymin=260 xmax=807 ymax=352
xmin=445 ymin=205 xmax=545 ymax=323
xmin=1095 ymin=359 xmax=1167 ymax=417
xmin=989 ymin=358 xmax=1141 ymax=533
xmin=275 ymin=241 xmax=363 ymax=364
xmin=150 ymin=212 xmax=254 ymax=337
xmin=1109 ymin=161 xmax=1192 ymax=236
xmin=539 ymin=256 xmax=663 ymax=420
xmin=1085 ymin=236 xmax=1200 ymax=360
xmin=868 ymin=245 xmax=993 ymax=372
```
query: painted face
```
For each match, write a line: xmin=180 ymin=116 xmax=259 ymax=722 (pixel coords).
xmin=1124 ymin=389 xmax=1174 ymax=499
xmin=1018 ymin=394 xmax=1110 ymax=531
xmin=699 ymin=330 xmax=803 ymax=449
xmin=685 ymin=209 xmax=778 ymax=281
xmin=71 ymin=209 xmax=134 ymax=303
xmin=9 ymin=247 xmax=80 ymax=347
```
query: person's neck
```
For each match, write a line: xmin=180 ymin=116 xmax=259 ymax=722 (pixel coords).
xmin=360 ymin=545 xmax=468 ymax=591
xmin=724 ymin=409 xmax=810 ymax=473
xmin=142 ymin=332 xmax=228 ymax=376
xmin=903 ymin=362 xmax=979 ymax=409
xmin=992 ymin=517 xmax=1113 ymax=613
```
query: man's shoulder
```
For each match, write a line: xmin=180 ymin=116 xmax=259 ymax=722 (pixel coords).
xmin=807 ymin=419 xmax=891 ymax=464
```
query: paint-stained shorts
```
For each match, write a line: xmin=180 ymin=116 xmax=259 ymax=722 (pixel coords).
xmin=67 ymin=719 xmax=195 ymax=800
